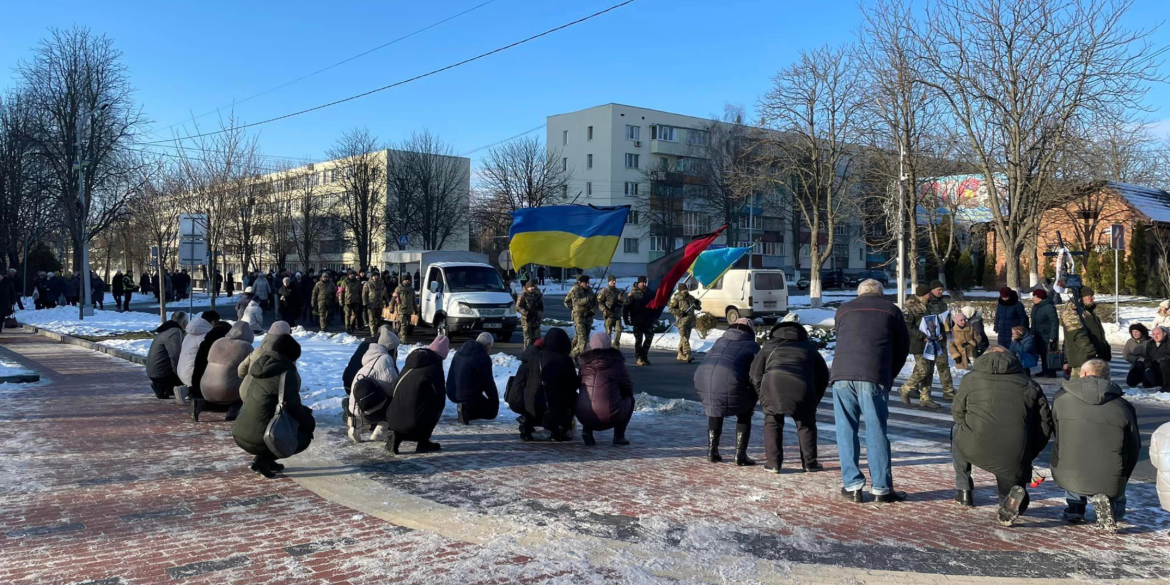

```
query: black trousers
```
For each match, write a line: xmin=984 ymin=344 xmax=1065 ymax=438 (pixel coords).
xmin=121 ymin=292 xmax=132 ymax=311
xmin=632 ymin=327 xmax=653 ymax=361
xmin=708 ymin=409 xmax=753 ymax=436
xmin=461 ymin=397 xmax=500 ymax=422
xmin=150 ymin=373 xmax=183 ymax=399
xmin=763 ymin=410 xmax=818 ymax=469
xmin=952 ymin=437 xmax=1031 ymax=513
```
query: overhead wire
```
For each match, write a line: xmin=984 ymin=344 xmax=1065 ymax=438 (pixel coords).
xmin=139 ymin=0 xmax=640 ymax=146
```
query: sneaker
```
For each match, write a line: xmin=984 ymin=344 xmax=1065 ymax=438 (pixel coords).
xmin=175 ymin=385 xmax=190 ymax=406
xmin=763 ymin=464 xmax=781 ymax=474
xmin=1091 ymin=494 xmax=1117 ymax=534
xmin=873 ymin=491 xmax=907 ymax=503
xmin=997 ymin=485 xmax=1026 ymax=526
xmin=370 ymin=423 xmax=387 ymax=441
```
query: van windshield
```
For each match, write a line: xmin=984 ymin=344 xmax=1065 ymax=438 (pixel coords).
xmin=754 ymin=273 xmax=786 ymax=290
xmin=443 ymin=266 xmax=507 ymax=293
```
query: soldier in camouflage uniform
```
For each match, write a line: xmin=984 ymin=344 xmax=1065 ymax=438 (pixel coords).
xmin=563 ymin=274 xmax=598 ymax=359
xmin=391 ymin=278 xmax=417 ymax=341
xmin=668 ymin=282 xmax=701 ymax=362
xmin=311 ymin=273 xmax=336 ymax=331
xmin=596 ymin=274 xmax=626 ymax=347
xmin=898 ymin=282 xmax=951 ymax=409
xmin=362 ymin=271 xmax=387 ymax=338
xmin=341 ymin=270 xmax=364 ymax=334
xmin=516 ymin=281 xmax=544 ymax=349
xmin=1059 ymin=285 xmax=1111 ymax=380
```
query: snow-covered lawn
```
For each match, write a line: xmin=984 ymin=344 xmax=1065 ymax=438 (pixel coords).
xmin=14 ymin=305 xmax=163 ymax=337
xmin=789 ymin=308 xmax=836 ymax=327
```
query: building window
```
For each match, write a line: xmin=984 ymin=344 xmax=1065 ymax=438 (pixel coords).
xmin=649 ymin=236 xmax=666 ymax=252
xmin=562 ymin=157 xmax=568 ymax=171
xmin=653 ymin=125 xmax=677 ymax=142
xmin=833 ymin=242 xmax=850 ymax=261
xmin=624 ymin=182 xmax=640 ymax=196
xmin=587 ymin=126 xmax=593 ymax=140
xmin=626 ymin=125 xmax=640 ymax=141
xmin=624 ymin=153 xmax=639 ymax=169
xmin=834 ymin=224 xmax=851 ymax=236
xmin=737 ymin=241 xmax=779 ymax=256
xmin=624 ymin=238 xmax=640 ymax=254
xmin=587 ymin=154 xmax=593 ymax=169
xmin=563 ymin=130 xmax=568 ymax=146
xmin=562 ymin=185 xmax=568 ymax=198
xmin=687 ymin=129 xmax=709 ymax=146
xmin=738 ymin=215 xmax=762 ymax=230
xmin=682 ymin=211 xmax=709 ymax=236
xmin=586 ymin=182 xmax=592 ymax=196
xmin=629 ymin=210 xmax=639 ymax=224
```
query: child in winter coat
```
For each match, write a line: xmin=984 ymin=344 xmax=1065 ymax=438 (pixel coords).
xmin=1009 ymin=326 xmax=1040 ymax=374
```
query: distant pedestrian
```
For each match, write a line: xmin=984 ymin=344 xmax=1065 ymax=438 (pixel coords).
xmin=624 ymin=276 xmax=654 ymax=366
xmin=517 ymin=281 xmax=544 ymax=349
xmin=667 ymin=283 xmax=700 ymax=363
xmin=1031 ymin=289 xmax=1059 ymax=376
xmin=278 ymin=277 xmax=300 ymax=327
xmin=225 ymin=271 xmax=235 ymax=297
xmin=537 ymin=266 xmax=546 ymax=286
xmin=830 ymin=279 xmax=910 ymax=504
xmin=695 ymin=319 xmax=760 ymax=464
xmin=994 ymin=288 xmax=1029 ymax=348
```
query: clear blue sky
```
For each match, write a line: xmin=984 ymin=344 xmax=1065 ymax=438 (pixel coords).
xmin=2 ymin=0 xmax=1169 ymax=171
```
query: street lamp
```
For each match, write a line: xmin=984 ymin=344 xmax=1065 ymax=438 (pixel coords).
xmin=77 ymin=101 xmax=110 ymax=319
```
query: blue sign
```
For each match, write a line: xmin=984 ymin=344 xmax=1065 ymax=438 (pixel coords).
xmin=397 ymin=235 xmax=409 ymax=248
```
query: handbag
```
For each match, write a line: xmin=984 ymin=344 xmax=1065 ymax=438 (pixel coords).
xmin=4 ymin=317 xmax=17 ymax=329
xmin=263 ymin=372 xmax=301 ymax=458
xmin=1045 ymin=341 xmax=1063 ymax=372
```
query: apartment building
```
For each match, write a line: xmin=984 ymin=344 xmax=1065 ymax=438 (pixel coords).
xmin=546 ymin=103 xmax=866 ymax=277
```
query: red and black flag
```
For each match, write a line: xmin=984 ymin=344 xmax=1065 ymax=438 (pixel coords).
xmin=645 ymin=225 xmax=728 ymax=317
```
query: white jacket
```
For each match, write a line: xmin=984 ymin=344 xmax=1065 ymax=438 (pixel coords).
xmin=1152 ymin=421 xmax=1170 ymax=512
xmin=352 ymin=343 xmax=399 ymax=419
xmin=177 ymin=317 xmax=213 ymax=387
xmin=1151 ymin=312 xmax=1170 ymax=332
xmin=241 ymin=301 xmax=264 ymax=333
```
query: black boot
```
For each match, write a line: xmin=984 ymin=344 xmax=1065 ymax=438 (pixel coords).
xmin=613 ymin=430 xmax=629 ymax=446
xmin=416 ymin=440 xmax=442 ymax=453
xmin=734 ymin=427 xmax=756 ymax=467
xmin=224 ymin=402 xmax=241 ymax=422
xmin=457 ymin=403 xmax=468 ymax=425
xmin=997 ymin=485 xmax=1027 ymax=526
xmin=707 ymin=429 xmax=722 ymax=463
xmin=191 ymin=398 xmax=203 ymax=422
xmin=955 ymin=489 xmax=974 ymax=507
xmin=582 ymin=429 xmax=596 ymax=446
xmin=385 ymin=431 xmax=401 ymax=454
xmin=519 ymin=424 xmax=534 ymax=442
xmin=250 ymin=456 xmax=276 ymax=479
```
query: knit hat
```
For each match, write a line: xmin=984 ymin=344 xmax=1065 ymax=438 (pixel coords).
xmin=1130 ymin=323 xmax=1150 ymax=337
xmin=929 ymin=280 xmax=944 ymax=290
xmin=915 ymin=284 xmax=931 ymax=297
xmin=1081 ymin=286 xmax=1095 ymax=297
xmin=475 ymin=332 xmax=495 ymax=348
xmin=999 ymin=287 xmax=1013 ymax=297
xmin=267 ymin=321 xmax=292 ymax=336
xmin=577 ymin=274 xmax=591 ymax=283
xmin=1031 ymin=288 xmax=1047 ymax=300
xmin=608 ymin=274 xmax=617 ymax=283
xmin=589 ymin=332 xmax=612 ymax=350
xmin=637 ymin=276 xmax=647 ymax=284
xmin=677 ymin=282 xmax=689 ymax=292
xmin=429 ymin=335 xmax=451 ymax=359
xmin=959 ymin=306 xmax=977 ymax=319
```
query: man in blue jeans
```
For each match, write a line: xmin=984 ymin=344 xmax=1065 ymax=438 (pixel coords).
xmin=830 ymin=279 xmax=911 ymax=503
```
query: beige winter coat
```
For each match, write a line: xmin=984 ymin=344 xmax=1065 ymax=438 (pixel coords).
xmin=201 ymin=322 xmax=255 ymax=404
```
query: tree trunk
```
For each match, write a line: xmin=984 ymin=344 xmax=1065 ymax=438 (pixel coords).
xmin=809 ymin=246 xmax=823 ymax=308
xmin=1026 ymin=235 xmax=1040 ymax=288
xmin=937 ymin=265 xmax=946 ymax=289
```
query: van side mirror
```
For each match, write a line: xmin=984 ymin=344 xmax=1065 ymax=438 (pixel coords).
xmin=429 ymin=280 xmax=440 ymax=294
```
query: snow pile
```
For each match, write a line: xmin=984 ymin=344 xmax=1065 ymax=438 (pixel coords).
xmin=14 ymin=305 xmax=164 ymax=337
xmin=97 ymin=338 xmax=154 ymax=355
xmin=0 ymin=356 xmax=35 ymax=379
xmin=789 ymin=308 xmax=836 ymax=327
xmin=546 ymin=319 xmax=727 ymax=354
xmin=1123 ymin=387 xmax=1170 ymax=404
xmin=632 ymin=392 xmax=705 ymax=416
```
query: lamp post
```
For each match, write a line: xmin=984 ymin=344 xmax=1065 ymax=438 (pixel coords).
xmin=76 ymin=101 xmax=109 ymax=319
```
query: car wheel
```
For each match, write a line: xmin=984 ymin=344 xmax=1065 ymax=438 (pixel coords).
xmin=726 ymin=307 xmax=740 ymax=323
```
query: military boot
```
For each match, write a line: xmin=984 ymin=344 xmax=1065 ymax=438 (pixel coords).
xmin=918 ymin=388 xmax=942 ymax=410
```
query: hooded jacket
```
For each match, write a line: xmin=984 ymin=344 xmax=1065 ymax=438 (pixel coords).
xmin=146 ymin=320 xmax=185 ymax=380
xmin=446 ymin=340 xmax=497 ymax=404
xmin=1124 ymin=325 xmax=1151 ymax=364
xmin=575 ymin=346 xmax=634 ymax=430
xmin=355 ymin=339 xmax=401 ymax=396
xmin=994 ymin=290 xmax=1029 ymax=339
xmin=830 ymin=293 xmax=910 ymax=387
xmin=233 ymin=336 xmax=313 ymax=457
xmin=177 ymin=318 xmax=214 ymax=387
xmin=251 ymin=274 xmax=270 ymax=301
xmin=192 ymin=321 xmax=232 ymax=395
xmin=694 ymin=326 xmax=761 ymax=418
xmin=1151 ymin=422 xmax=1170 ymax=512
xmin=523 ymin=328 xmax=579 ymax=426
xmin=202 ymin=322 xmax=255 ymax=404
xmin=235 ymin=293 xmax=254 ymax=320
xmin=952 ymin=351 xmax=1053 ymax=479
xmin=1051 ymin=375 xmax=1141 ymax=499
xmin=241 ymin=301 xmax=264 ymax=333
xmin=385 ymin=348 xmax=447 ymax=438
xmin=750 ymin=322 xmax=829 ymax=416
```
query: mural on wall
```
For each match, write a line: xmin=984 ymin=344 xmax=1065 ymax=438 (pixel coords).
xmin=917 ymin=173 xmax=1008 ymax=224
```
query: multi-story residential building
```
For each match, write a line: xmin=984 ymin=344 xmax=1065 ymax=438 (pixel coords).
xmin=546 ymin=103 xmax=867 ymax=277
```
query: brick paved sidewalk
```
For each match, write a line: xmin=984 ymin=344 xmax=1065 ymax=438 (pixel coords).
xmin=3 ymin=328 xmax=1170 ymax=584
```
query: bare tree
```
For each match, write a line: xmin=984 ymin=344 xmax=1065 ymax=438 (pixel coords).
xmin=911 ymin=0 xmax=1163 ymax=289
xmin=386 ymin=130 xmax=469 ymax=251
xmin=287 ymin=165 xmax=330 ymax=272
xmin=476 ymin=135 xmax=570 ymax=240
xmin=17 ymin=26 xmax=145 ymax=274
xmin=133 ymin=161 xmax=185 ymax=323
xmin=759 ymin=44 xmax=866 ymax=307
xmin=328 ymin=128 xmax=385 ymax=270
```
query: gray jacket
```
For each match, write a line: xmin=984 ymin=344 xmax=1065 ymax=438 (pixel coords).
xmin=146 ymin=320 xmax=185 ymax=380
xmin=1051 ymin=376 xmax=1142 ymax=499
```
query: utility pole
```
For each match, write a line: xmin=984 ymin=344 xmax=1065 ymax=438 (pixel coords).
xmin=896 ymin=138 xmax=906 ymax=309
xmin=76 ymin=102 xmax=108 ymax=320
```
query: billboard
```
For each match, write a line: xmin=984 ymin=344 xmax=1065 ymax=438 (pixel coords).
xmin=916 ymin=174 xmax=1007 ymax=224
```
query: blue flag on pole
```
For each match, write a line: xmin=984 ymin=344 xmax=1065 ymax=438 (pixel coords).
xmin=689 ymin=247 xmax=750 ymax=287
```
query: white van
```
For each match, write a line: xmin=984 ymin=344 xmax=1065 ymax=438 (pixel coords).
xmin=692 ymin=268 xmax=788 ymax=323
xmin=385 ymin=251 xmax=519 ymax=342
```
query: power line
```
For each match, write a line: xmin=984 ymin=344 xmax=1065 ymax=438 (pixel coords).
xmin=461 ymin=124 xmax=546 ymax=156
xmin=137 ymin=141 xmax=319 ymax=164
xmin=140 ymin=0 xmax=640 ymax=146
xmin=153 ymin=0 xmax=502 ymax=135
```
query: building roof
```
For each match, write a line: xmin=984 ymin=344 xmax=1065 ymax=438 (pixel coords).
xmin=1110 ymin=181 xmax=1170 ymax=223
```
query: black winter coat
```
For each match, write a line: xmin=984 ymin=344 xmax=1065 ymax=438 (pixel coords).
xmin=1051 ymin=376 xmax=1141 ymax=498
xmin=278 ymin=285 xmax=300 ymax=318
xmin=446 ymin=340 xmax=497 ymax=405
xmin=830 ymin=294 xmax=910 ymax=387
xmin=522 ymin=328 xmax=579 ymax=428
xmin=623 ymin=288 xmax=656 ymax=330
xmin=343 ymin=337 xmax=376 ymax=393
xmin=694 ymin=326 xmax=760 ymax=417
xmin=0 ymin=279 xmax=14 ymax=318
xmin=751 ymin=323 xmax=829 ymax=416
xmin=952 ymin=351 xmax=1053 ymax=479
xmin=385 ymin=348 xmax=447 ymax=438
xmin=145 ymin=320 xmax=184 ymax=380
xmin=191 ymin=321 xmax=232 ymax=396
xmin=1031 ymin=298 xmax=1059 ymax=344
xmin=994 ymin=292 xmax=1029 ymax=339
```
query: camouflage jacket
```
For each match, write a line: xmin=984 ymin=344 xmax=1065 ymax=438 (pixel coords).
xmin=392 ymin=284 xmax=417 ymax=316
xmin=340 ymin=277 xmax=364 ymax=306
xmin=362 ymin=278 xmax=386 ymax=308
xmin=517 ymin=289 xmax=544 ymax=324
xmin=596 ymin=286 xmax=625 ymax=318
xmin=1059 ymin=301 xmax=1111 ymax=367
xmin=668 ymin=290 xmax=700 ymax=321
xmin=903 ymin=295 xmax=928 ymax=355
xmin=564 ymin=285 xmax=598 ymax=320
xmin=311 ymin=280 xmax=335 ymax=311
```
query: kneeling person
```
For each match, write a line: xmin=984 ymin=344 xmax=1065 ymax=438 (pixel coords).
xmin=233 ymin=334 xmax=316 ymax=478
xmin=951 ymin=347 xmax=1053 ymax=526
xmin=145 ymin=311 xmax=189 ymax=399
xmin=350 ymin=327 xmax=401 ymax=442
xmin=198 ymin=322 xmax=254 ymax=421
xmin=446 ymin=332 xmax=500 ymax=425
xmin=575 ymin=333 xmax=634 ymax=446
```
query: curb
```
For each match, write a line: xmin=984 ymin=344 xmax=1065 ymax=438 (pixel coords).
xmin=21 ymin=325 xmax=147 ymax=366
xmin=0 ymin=374 xmax=40 ymax=384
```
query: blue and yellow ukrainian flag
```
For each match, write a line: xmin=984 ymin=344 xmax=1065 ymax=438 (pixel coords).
xmin=689 ymin=247 xmax=750 ymax=287
xmin=509 ymin=205 xmax=630 ymax=269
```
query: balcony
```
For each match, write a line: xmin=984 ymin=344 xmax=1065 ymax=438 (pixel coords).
xmin=649 ymin=139 xmax=689 ymax=157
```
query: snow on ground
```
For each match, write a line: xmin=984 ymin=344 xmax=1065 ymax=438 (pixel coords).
xmin=0 ymin=356 xmax=35 ymax=380
xmin=789 ymin=308 xmax=836 ymax=327
xmin=544 ymin=318 xmax=727 ymax=354
xmin=1102 ymin=305 xmax=1161 ymax=345
xmin=142 ymin=292 xmax=221 ymax=310
xmin=14 ymin=305 xmax=164 ymax=337
xmin=1123 ymin=387 xmax=1170 ymax=404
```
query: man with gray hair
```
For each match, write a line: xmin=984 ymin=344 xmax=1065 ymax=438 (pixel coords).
xmin=829 ymin=279 xmax=911 ymax=503
xmin=1051 ymin=358 xmax=1141 ymax=533
xmin=446 ymin=332 xmax=500 ymax=425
